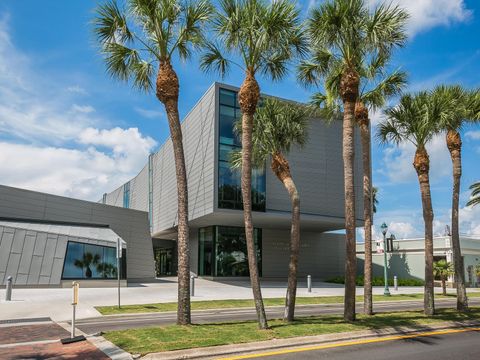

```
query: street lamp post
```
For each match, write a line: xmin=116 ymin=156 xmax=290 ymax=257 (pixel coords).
xmin=380 ymin=222 xmax=391 ymax=296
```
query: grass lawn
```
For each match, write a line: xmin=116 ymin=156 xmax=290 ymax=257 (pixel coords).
xmin=104 ymin=307 xmax=480 ymax=355
xmin=96 ymin=292 xmax=480 ymax=315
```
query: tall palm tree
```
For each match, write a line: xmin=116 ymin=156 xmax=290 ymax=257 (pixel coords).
xmin=93 ymin=0 xmax=213 ymax=325
xmin=232 ymin=99 xmax=310 ymax=321
xmin=434 ymin=85 xmax=480 ymax=311
xmin=200 ymin=0 xmax=306 ymax=329
xmin=433 ymin=259 xmax=454 ymax=296
xmin=467 ymin=182 xmax=480 ymax=207
xmin=309 ymin=55 xmax=407 ymax=316
xmin=378 ymin=91 xmax=447 ymax=316
xmin=299 ymin=0 xmax=408 ymax=321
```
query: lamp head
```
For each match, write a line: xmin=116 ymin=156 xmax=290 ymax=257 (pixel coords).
xmin=381 ymin=222 xmax=388 ymax=236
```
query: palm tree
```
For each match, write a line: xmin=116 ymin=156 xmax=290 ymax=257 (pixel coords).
xmin=433 ymin=260 xmax=454 ymax=296
xmin=74 ymin=252 xmax=101 ymax=278
xmin=372 ymin=186 xmax=379 ymax=214
xmin=309 ymin=55 xmax=407 ymax=316
xmin=434 ymin=86 xmax=480 ymax=311
xmin=200 ymin=0 xmax=306 ymax=329
xmin=467 ymin=182 xmax=480 ymax=207
xmin=299 ymin=0 xmax=408 ymax=321
xmin=93 ymin=0 xmax=213 ymax=325
xmin=378 ymin=91 xmax=446 ymax=316
xmin=232 ymin=98 xmax=310 ymax=321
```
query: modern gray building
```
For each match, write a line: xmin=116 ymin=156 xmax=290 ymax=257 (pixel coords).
xmin=0 ymin=185 xmax=154 ymax=287
xmin=102 ymin=82 xmax=365 ymax=279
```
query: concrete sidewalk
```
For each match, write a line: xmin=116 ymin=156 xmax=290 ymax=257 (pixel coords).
xmin=0 ymin=277 xmax=476 ymax=321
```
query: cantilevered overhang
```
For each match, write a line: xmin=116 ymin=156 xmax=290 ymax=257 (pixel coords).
xmin=152 ymin=209 xmax=364 ymax=239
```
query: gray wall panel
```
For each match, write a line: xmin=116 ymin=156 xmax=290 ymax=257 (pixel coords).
xmin=0 ymin=185 xmax=155 ymax=281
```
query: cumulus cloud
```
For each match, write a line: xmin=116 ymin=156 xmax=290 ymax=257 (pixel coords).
xmin=135 ymin=107 xmax=164 ymax=119
xmin=465 ymin=131 xmax=480 ymax=140
xmin=0 ymin=15 xmax=157 ymax=201
xmin=367 ymin=0 xmax=473 ymax=36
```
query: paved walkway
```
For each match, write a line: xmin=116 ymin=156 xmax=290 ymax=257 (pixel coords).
xmin=0 ymin=319 xmax=111 ymax=360
xmin=0 ymin=278 xmax=476 ymax=321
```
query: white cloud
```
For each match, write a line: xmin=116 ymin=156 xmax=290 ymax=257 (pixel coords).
xmin=72 ymin=104 xmax=95 ymax=114
xmin=379 ymin=135 xmax=451 ymax=184
xmin=459 ymin=205 xmax=480 ymax=236
xmin=387 ymin=221 xmax=417 ymax=239
xmin=0 ymin=15 xmax=157 ymax=200
xmin=367 ymin=0 xmax=472 ymax=36
xmin=66 ymin=85 xmax=88 ymax=95
xmin=135 ymin=107 xmax=164 ymax=119
xmin=466 ymin=131 xmax=480 ymax=140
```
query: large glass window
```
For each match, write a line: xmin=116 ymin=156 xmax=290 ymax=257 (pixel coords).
xmin=218 ymin=88 xmax=266 ymax=211
xmin=198 ymin=226 xmax=262 ymax=277
xmin=123 ymin=181 xmax=130 ymax=208
xmin=62 ymin=241 xmax=126 ymax=280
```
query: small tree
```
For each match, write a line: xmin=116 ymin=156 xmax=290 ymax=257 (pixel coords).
xmin=232 ymin=98 xmax=310 ymax=321
xmin=433 ymin=260 xmax=454 ymax=296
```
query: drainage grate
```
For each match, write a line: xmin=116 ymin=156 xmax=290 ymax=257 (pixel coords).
xmin=0 ymin=317 xmax=52 ymax=325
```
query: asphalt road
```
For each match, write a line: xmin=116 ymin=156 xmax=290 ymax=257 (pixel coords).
xmin=75 ymin=297 xmax=480 ymax=334
xmin=239 ymin=329 xmax=480 ymax=359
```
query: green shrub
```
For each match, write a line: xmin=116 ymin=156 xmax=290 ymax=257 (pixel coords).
xmin=325 ymin=276 xmax=424 ymax=287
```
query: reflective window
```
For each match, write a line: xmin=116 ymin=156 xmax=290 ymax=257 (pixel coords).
xmin=123 ymin=182 xmax=130 ymax=208
xmin=218 ymin=87 xmax=266 ymax=211
xmin=62 ymin=241 xmax=126 ymax=279
xmin=198 ymin=226 xmax=262 ymax=277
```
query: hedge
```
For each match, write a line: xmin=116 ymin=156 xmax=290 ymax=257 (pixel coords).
xmin=325 ymin=276 xmax=424 ymax=287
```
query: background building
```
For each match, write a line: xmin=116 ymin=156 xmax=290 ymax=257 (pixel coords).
xmin=356 ymin=235 xmax=480 ymax=286
xmin=102 ymin=82 xmax=365 ymax=279
xmin=0 ymin=185 xmax=154 ymax=287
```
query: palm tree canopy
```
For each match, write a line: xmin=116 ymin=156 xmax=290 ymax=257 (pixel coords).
xmin=372 ymin=186 xmax=379 ymax=214
xmin=231 ymin=98 xmax=310 ymax=168
xmin=467 ymin=181 xmax=480 ymax=207
xmin=433 ymin=85 xmax=480 ymax=131
xmin=93 ymin=0 xmax=213 ymax=91
xmin=298 ymin=0 xmax=408 ymax=90
xmin=377 ymin=91 xmax=450 ymax=148
xmin=433 ymin=259 xmax=453 ymax=278
xmin=200 ymin=0 xmax=307 ymax=79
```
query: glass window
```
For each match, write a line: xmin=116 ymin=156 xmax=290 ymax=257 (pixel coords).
xmin=123 ymin=182 xmax=130 ymax=208
xmin=198 ymin=226 xmax=262 ymax=277
xmin=218 ymin=87 xmax=266 ymax=211
xmin=62 ymin=241 xmax=126 ymax=280
xmin=199 ymin=227 xmax=214 ymax=276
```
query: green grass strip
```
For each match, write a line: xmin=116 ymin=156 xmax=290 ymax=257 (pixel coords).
xmin=96 ymin=292 xmax=480 ymax=315
xmin=104 ymin=307 xmax=480 ymax=355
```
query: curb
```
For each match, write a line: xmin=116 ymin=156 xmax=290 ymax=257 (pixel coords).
xmin=141 ymin=320 xmax=480 ymax=360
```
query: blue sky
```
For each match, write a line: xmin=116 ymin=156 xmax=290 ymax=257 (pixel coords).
xmin=0 ymin=0 xmax=479 ymax=240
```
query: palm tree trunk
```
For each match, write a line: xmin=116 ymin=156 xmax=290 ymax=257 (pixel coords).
xmin=356 ymin=102 xmax=373 ymax=316
xmin=340 ymin=70 xmax=359 ymax=322
xmin=413 ymin=147 xmax=435 ymax=316
xmin=238 ymin=70 xmax=268 ymax=329
xmin=156 ymin=61 xmax=191 ymax=325
xmin=447 ymin=129 xmax=468 ymax=311
xmin=442 ymin=277 xmax=447 ymax=296
xmin=271 ymin=152 xmax=300 ymax=322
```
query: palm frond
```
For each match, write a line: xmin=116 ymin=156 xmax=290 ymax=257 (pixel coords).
xmin=466 ymin=181 xmax=480 ymax=207
xmin=199 ymin=41 xmax=230 ymax=76
xmin=93 ymin=0 xmax=133 ymax=44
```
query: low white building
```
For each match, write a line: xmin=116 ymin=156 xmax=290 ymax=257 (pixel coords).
xmin=357 ymin=235 xmax=480 ymax=286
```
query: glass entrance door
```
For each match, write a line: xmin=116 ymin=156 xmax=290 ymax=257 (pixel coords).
xmin=155 ymin=248 xmax=173 ymax=276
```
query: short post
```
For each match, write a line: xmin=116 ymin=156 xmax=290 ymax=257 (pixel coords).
xmin=71 ymin=281 xmax=79 ymax=339
xmin=307 ymin=275 xmax=312 ymax=293
xmin=190 ymin=275 xmax=195 ymax=297
xmin=5 ymin=276 xmax=13 ymax=301
xmin=394 ymin=275 xmax=398 ymax=291
xmin=117 ymin=238 xmax=122 ymax=309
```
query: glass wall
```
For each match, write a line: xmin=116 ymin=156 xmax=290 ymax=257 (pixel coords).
xmin=198 ymin=226 xmax=262 ymax=277
xmin=62 ymin=241 xmax=126 ymax=279
xmin=218 ymin=88 xmax=266 ymax=211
